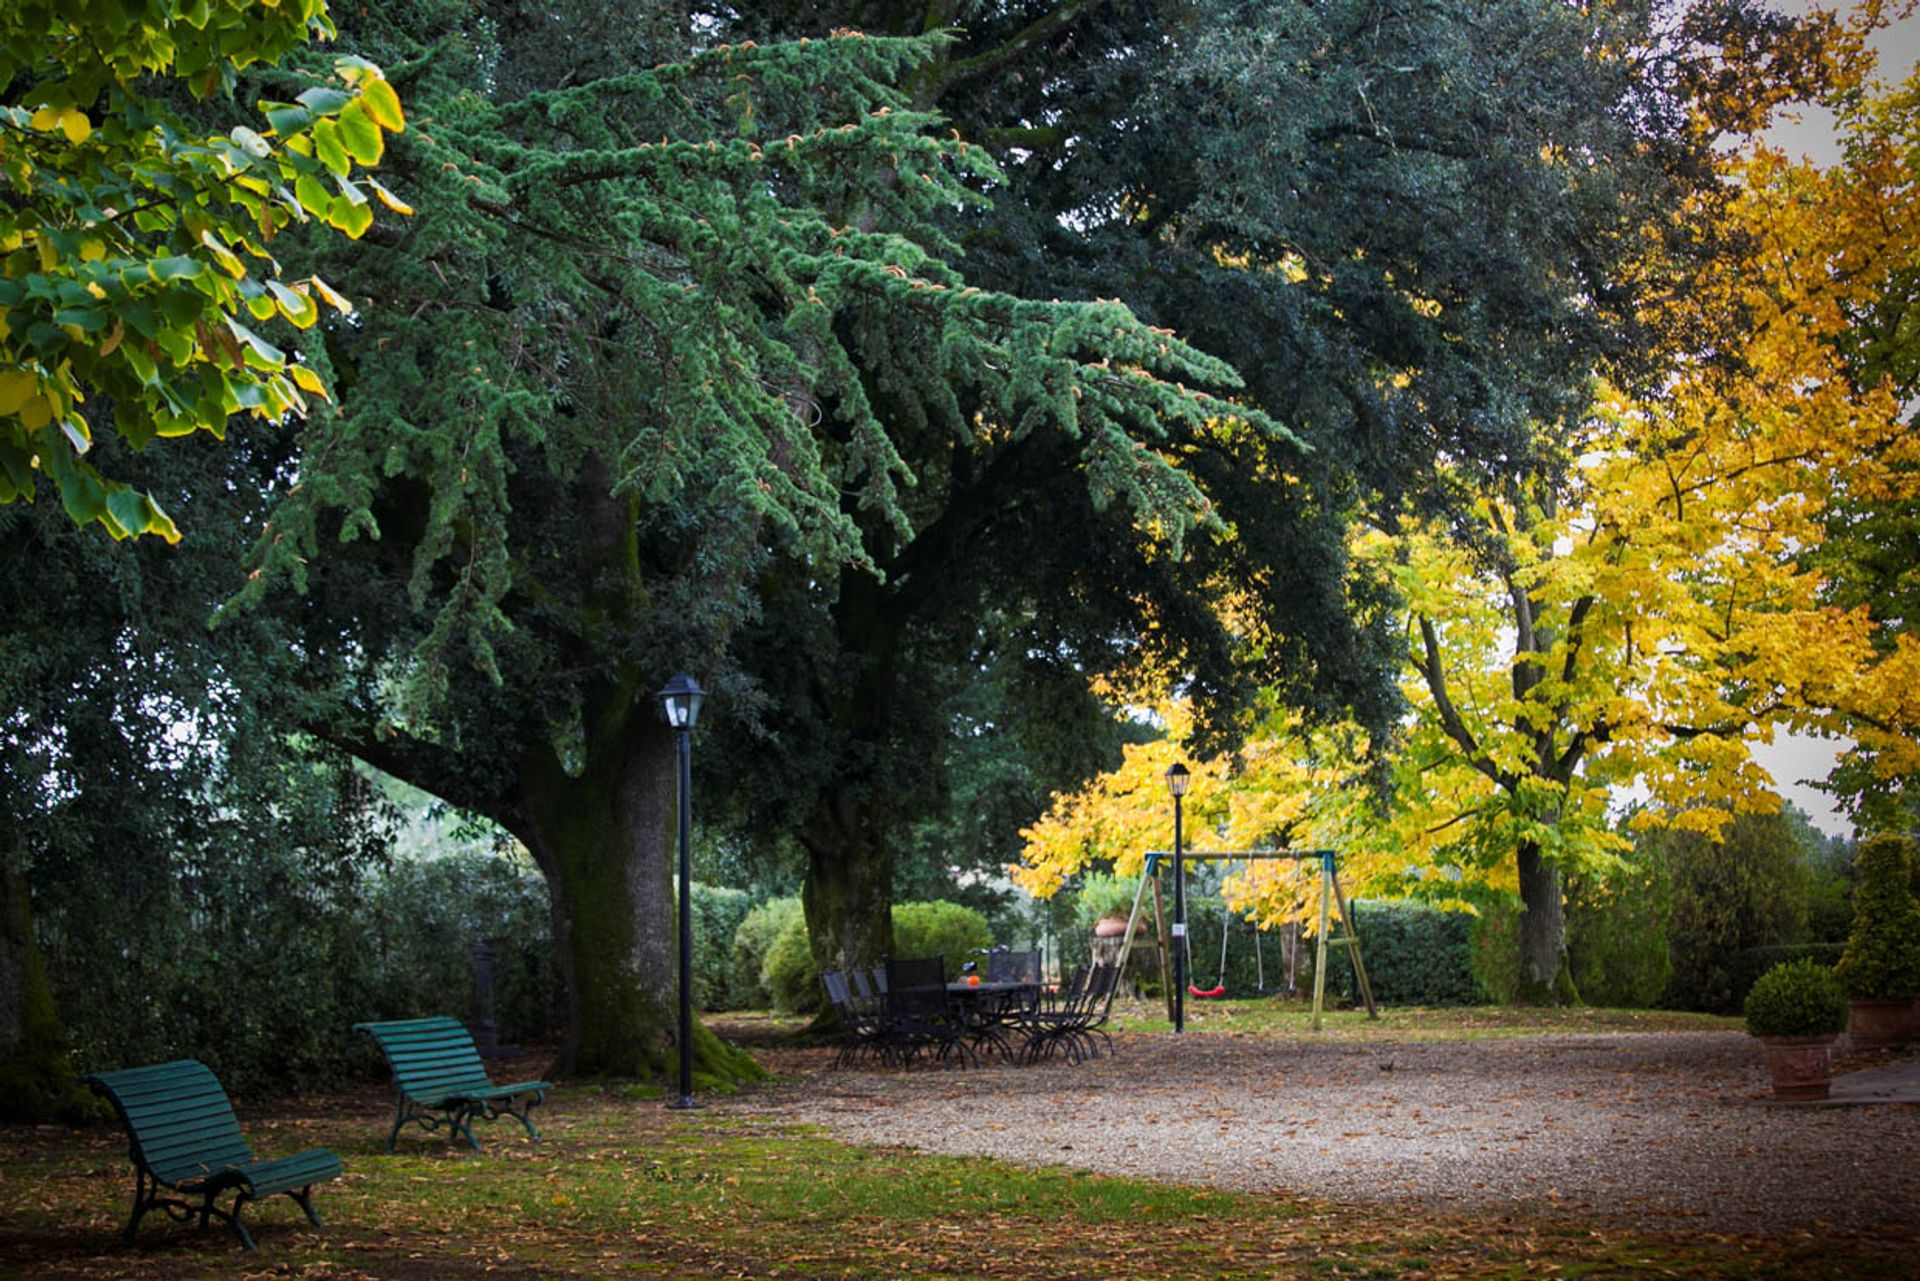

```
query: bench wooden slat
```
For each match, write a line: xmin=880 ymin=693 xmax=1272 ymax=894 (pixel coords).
xmin=85 ymin=1058 xmax=339 ymax=1250
xmin=354 ymin=1017 xmax=550 ymax=1152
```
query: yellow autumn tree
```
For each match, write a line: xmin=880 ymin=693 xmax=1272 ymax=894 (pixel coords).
xmin=1017 ymin=62 xmax=1920 ymax=1003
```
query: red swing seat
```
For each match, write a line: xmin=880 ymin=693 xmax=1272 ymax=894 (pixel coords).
xmin=1187 ymin=982 xmax=1226 ymax=998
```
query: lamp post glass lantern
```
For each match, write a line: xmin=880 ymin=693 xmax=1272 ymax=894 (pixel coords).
xmin=659 ymin=674 xmax=705 ymax=1109
xmin=1165 ymin=762 xmax=1189 ymax=1034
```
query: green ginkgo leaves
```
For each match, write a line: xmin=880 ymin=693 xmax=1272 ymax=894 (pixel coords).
xmin=0 ymin=4 xmax=409 ymax=541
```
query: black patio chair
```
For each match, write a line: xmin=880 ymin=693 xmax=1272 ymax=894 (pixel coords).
xmin=987 ymin=948 xmax=1043 ymax=983
xmin=1021 ymin=963 xmax=1118 ymax=1065
xmin=822 ymin=970 xmax=893 ymax=1067
xmin=883 ymin=956 xmax=974 ymax=1068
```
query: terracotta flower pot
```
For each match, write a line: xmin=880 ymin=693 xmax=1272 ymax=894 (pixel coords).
xmin=1846 ymin=998 xmax=1916 ymax=1051
xmin=1759 ymin=1034 xmax=1836 ymax=1100
xmin=1092 ymin=916 xmax=1142 ymax=939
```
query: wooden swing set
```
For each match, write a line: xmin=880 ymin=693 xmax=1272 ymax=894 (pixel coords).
xmin=1106 ymin=849 xmax=1377 ymax=1031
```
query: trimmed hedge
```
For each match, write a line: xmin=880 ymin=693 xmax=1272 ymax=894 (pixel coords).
xmin=1744 ymin=957 xmax=1847 ymax=1037
xmin=43 ymin=847 xmax=558 ymax=1097
xmin=1320 ymin=900 xmax=1484 ymax=1006
xmin=759 ymin=899 xmax=995 ymax=1015
xmin=728 ymin=897 xmax=802 ymax=1011
xmin=691 ymin=883 xmax=756 ymax=1011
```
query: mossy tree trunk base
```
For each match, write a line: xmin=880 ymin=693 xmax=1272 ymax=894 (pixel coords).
xmin=517 ymin=719 xmax=762 ymax=1087
xmin=801 ymin=796 xmax=896 ymax=1033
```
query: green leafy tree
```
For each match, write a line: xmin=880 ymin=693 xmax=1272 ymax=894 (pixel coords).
xmin=728 ymin=0 xmax=1842 ymax=1004
xmin=0 ymin=424 xmax=387 ymax=1114
xmin=1656 ymin=810 xmax=1817 ymax=1012
xmin=0 ymin=0 xmax=406 ymax=539
xmin=233 ymin=7 xmax=1286 ymax=1079
xmin=1833 ymin=832 xmax=1920 ymax=1000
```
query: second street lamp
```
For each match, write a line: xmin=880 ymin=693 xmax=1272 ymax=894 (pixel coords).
xmin=1165 ymin=761 xmax=1190 ymax=1035
xmin=658 ymin=674 xmax=705 ymax=1110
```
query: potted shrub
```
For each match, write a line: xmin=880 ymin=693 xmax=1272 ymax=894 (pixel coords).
xmin=1744 ymin=958 xmax=1848 ymax=1100
xmin=1833 ymin=833 xmax=1920 ymax=1051
xmin=1077 ymin=872 xmax=1147 ymax=938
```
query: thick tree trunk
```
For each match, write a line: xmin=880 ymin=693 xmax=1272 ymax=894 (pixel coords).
xmin=1514 ymin=841 xmax=1578 ymax=1005
xmin=801 ymin=789 xmax=897 ymax=984
xmin=516 ymin=722 xmax=757 ymax=1084
xmin=0 ymin=866 xmax=91 ymax=1121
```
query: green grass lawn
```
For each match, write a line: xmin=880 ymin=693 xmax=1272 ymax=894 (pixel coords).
xmin=0 ymin=1006 xmax=1903 ymax=1279
xmin=1109 ymin=998 xmax=1742 ymax=1039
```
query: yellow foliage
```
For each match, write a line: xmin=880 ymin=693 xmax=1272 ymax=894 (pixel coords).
xmin=1018 ymin=69 xmax=1919 ymax=922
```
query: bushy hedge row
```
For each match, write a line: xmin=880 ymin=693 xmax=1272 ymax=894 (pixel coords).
xmin=1318 ymin=900 xmax=1484 ymax=1006
xmin=41 ymin=848 xmax=558 ymax=1096
xmin=747 ymin=899 xmax=996 ymax=1015
xmin=690 ymin=882 xmax=756 ymax=1011
xmin=1730 ymin=943 xmax=1846 ymax=1008
xmin=728 ymin=897 xmax=803 ymax=1010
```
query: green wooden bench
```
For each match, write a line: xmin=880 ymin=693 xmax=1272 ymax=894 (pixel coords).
xmin=85 ymin=1059 xmax=340 ymax=1250
xmin=354 ymin=1016 xmax=550 ymax=1152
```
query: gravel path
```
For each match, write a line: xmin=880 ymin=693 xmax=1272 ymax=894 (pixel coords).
xmin=728 ymin=1029 xmax=1920 ymax=1237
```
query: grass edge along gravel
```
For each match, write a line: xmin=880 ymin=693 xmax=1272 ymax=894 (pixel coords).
xmin=0 ymin=1080 xmax=1913 ymax=1280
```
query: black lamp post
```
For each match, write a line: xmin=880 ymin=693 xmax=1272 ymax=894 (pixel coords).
xmin=659 ymin=673 xmax=705 ymax=1110
xmin=1165 ymin=761 xmax=1190 ymax=1035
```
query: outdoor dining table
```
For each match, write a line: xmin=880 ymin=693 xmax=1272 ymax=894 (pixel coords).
xmin=944 ymin=980 xmax=1043 ymax=1061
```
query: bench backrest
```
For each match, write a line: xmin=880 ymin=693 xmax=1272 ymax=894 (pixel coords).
xmin=86 ymin=1059 xmax=252 ymax=1186
xmin=356 ymin=1017 xmax=494 ymax=1101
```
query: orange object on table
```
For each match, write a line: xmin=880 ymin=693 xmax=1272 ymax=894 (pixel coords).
xmin=967 ymin=975 xmax=980 ymax=986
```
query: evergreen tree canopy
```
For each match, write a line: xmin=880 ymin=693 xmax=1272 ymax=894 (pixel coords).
xmin=228 ymin=6 xmax=1297 ymax=1072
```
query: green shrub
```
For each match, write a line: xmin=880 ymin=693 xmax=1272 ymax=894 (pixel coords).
xmin=757 ymin=898 xmax=996 ymax=1014
xmin=1566 ymin=850 xmax=1672 ymax=1008
xmin=42 ymin=842 xmax=558 ymax=1097
xmin=892 ymin=900 xmax=993 ymax=980
xmin=1834 ymin=833 xmax=1920 ymax=1000
xmin=690 ymin=883 xmax=755 ymax=1011
xmin=1072 ymin=872 xmax=1140 ymax=931
xmin=763 ymin=911 xmax=823 ymax=1015
xmin=1743 ymin=958 xmax=1847 ymax=1038
xmin=1320 ymin=900 xmax=1483 ymax=1006
xmin=352 ymin=849 xmax=557 ymax=1047
xmin=1467 ymin=897 xmax=1520 ymax=1006
xmin=1730 ymin=943 xmax=1846 ymax=1008
xmin=728 ymin=897 xmax=802 ymax=1010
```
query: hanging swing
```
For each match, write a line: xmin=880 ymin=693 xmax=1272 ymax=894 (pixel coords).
xmin=1186 ymin=886 xmax=1265 ymax=1000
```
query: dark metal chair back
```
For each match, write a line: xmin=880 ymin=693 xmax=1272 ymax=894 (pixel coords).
xmin=822 ymin=969 xmax=852 ymax=1009
xmin=850 ymin=968 xmax=874 ymax=999
xmin=885 ymin=955 xmax=946 ymax=992
xmin=987 ymin=949 xmax=1042 ymax=983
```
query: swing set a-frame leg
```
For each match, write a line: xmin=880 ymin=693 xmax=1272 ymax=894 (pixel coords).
xmin=1329 ymin=864 xmax=1378 ymax=1020
xmin=1311 ymin=851 xmax=1379 ymax=1029
xmin=1311 ymin=858 xmax=1332 ymax=1031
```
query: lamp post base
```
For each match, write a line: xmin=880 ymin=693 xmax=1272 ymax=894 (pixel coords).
xmin=667 ymin=1095 xmax=704 ymax=1111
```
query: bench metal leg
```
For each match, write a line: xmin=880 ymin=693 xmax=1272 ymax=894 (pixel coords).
xmin=222 ymin=1195 xmax=257 ymax=1251
xmin=287 ymin=1185 xmax=324 ymax=1229
xmin=386 ymin=1097 xmax=410 ymax=1153
xmin=122 ymin=1169 xmax=155 ymax=1244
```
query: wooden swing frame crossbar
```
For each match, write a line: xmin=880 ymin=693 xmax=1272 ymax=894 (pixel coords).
xmin=1108 ymin=849 xmax=1377 ymax=1031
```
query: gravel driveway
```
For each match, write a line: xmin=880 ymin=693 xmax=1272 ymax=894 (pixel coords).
xmin=730 ymin=1029 xmax=1920 ymax=1237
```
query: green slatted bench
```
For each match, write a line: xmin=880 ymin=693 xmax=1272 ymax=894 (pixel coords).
xmin=354 ymin=1016 xmax=550 ymax=1152
xmin=85 ymin=1059 xmax=340 ymax=1250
